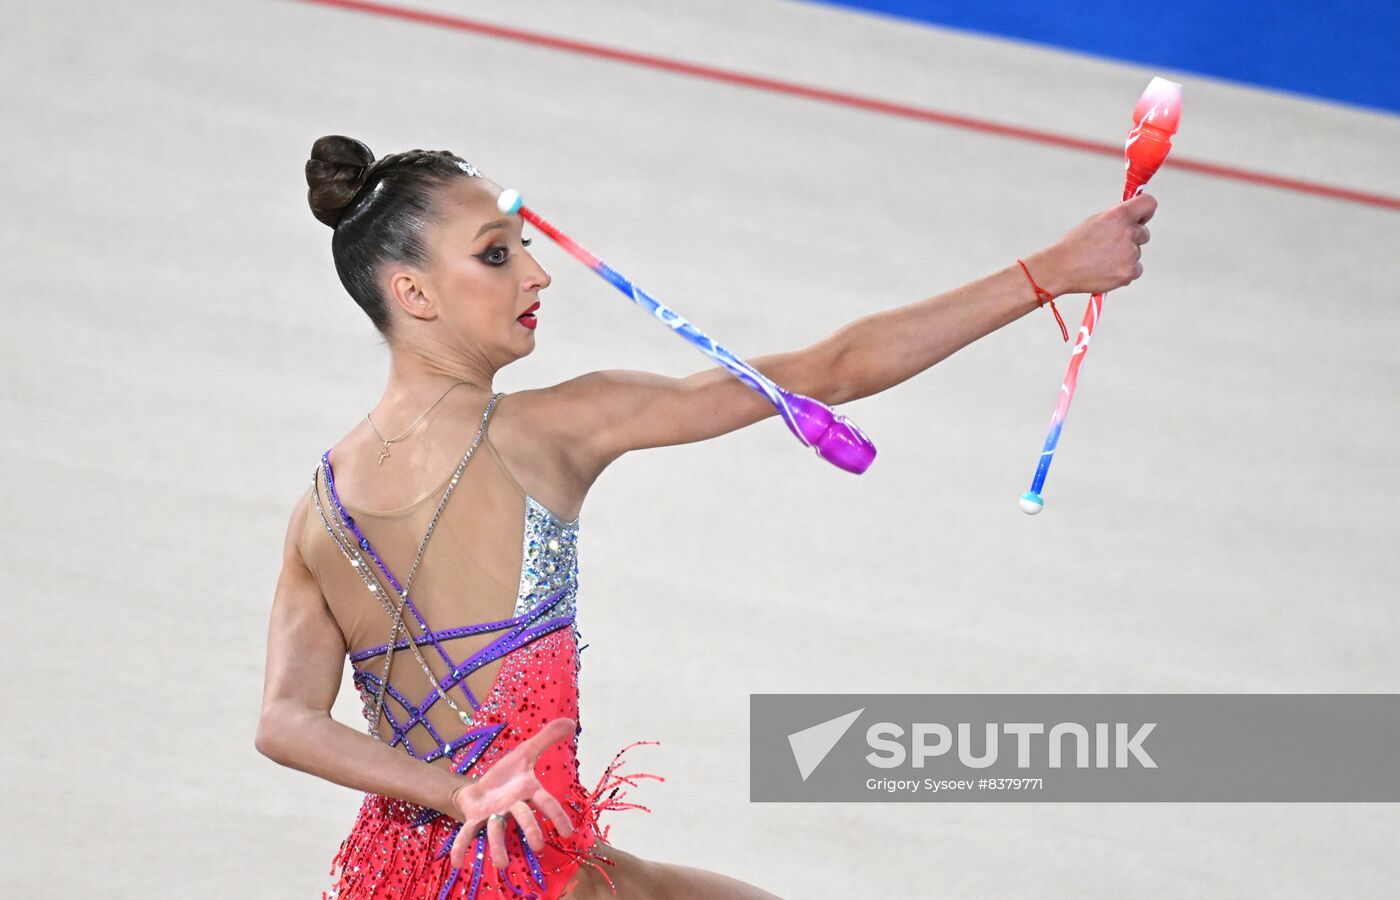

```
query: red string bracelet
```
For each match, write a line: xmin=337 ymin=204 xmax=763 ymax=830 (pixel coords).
xmin=1017 ymin=259 xmax=1069 ymax=342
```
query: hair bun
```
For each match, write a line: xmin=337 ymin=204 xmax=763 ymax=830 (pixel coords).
xmin=306 ymin=135 xmax=377 ymax=228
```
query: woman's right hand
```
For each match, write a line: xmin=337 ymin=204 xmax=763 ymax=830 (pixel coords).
xmin=1029 ymin=193 xmax=1158 ymax=297
xmin=446 ymin=716 xmax=578 ymax=871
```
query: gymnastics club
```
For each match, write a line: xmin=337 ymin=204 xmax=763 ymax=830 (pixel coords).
xmin=1019 ymin=76 xmax=1182 ymax=515
xmin=496 ymin=188 xmax=878 ymax=475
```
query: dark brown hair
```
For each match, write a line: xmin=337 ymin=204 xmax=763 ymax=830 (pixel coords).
xmin=304 ymin=135 xmax=480 ymax=337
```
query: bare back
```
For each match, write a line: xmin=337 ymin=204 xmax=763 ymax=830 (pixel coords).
xmin=297 ymin=389 xmax=583 ymax=775
xmin=291 ymin=386 xmax=785 ymax=899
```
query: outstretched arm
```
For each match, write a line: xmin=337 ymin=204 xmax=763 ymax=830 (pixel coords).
xmin=545 ymin=193 xmax=1156 ymax=474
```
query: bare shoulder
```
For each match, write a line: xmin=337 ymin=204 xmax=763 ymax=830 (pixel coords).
xmin=499 ymin=370 xmax=631 ymax=430
xmin=282 ymin=482 xmax=317 ymax=567
xmin=274 ymin=480 xmax=345 ymax=651
xmin=492 ymin=372 xmax=636 ymax=483
xmin=484 ymin=376 xmax=618 ymax=521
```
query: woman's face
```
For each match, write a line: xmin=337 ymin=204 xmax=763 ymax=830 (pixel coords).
xmin=405 ymin=177 xmax=551 ymax=365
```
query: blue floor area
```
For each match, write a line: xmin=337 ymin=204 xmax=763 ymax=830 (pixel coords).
xmin=809 ymin=1 xmax=1399 ymax=115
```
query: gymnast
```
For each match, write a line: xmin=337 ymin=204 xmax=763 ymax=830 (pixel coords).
xmin=255 ymin=134 xmax=1156 ymax=898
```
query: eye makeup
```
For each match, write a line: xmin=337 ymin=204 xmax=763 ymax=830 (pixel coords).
xmin=474 ymin=236 xmax=532 ymax=267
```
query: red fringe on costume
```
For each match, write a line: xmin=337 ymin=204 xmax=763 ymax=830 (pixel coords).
xmin=535 ymin=740 xmax=665 ymax=895
xmin=322 ymin=741 xmax=664 ymax=899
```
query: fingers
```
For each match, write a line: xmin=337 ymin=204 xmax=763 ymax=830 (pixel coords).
xmin=514 ymin=717 xmax=576 ymax=762
xmin=1122 ymin=204 xmax=1153 ymax=287
xmin=474 ymin=794 xmax=574 ymax=872
xmin=1125 ymin=192 xmax=1157 ymax=223
xmin=449 ymin=825 xmax=477 ymax=871
xmin=510 ymin=800 xmax=544 ymax=853
xmin=532 ymin=786 xmax=576 ymax=839
xmin=488 ymin=813 xmax=510 ymax=870
xmin=484 ymin=801 xmax=554 ymax=870
xmin=454 ymin=719 xmax=580 ymax=873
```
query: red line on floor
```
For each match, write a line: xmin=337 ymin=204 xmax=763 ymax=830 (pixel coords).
xmin=293 ymin=0 xmax=1400 ymax=212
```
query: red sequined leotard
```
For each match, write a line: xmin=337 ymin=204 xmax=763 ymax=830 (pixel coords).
xmin=299 ymin=391 xmax=662 ymax=899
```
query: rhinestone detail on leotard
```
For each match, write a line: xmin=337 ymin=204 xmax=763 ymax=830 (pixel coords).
xmin=312 ymin=395 xmax=663 ymax=899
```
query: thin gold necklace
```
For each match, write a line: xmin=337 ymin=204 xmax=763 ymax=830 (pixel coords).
xmin=366 ymin=379 xmax=475 ymax=465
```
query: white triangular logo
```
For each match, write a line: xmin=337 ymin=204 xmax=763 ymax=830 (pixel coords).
xmin=788 ymin=708 xmax=864 ymax=781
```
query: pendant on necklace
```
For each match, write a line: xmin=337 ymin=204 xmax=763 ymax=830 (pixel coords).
xmin=378 ymin=442 xmax=391 ymax=465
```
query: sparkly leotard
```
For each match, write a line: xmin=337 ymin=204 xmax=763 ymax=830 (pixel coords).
xmin=300 ymin=392 xmax=662 ymax=899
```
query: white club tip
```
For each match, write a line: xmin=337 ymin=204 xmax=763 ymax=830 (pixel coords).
xmin=1144 ymin=76 xmax=1184 ymax=99
xmin=497 ymin=188 xmax=523 ymax=215
xmin=1134 ymin=77 xmax=1183 ymax=132
xmin=1019 ymin=494 xmax=1044 ymax=515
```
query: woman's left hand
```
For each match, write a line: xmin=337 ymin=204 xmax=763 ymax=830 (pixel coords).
xmin=446 ymin=716 xmax=578 ymax=871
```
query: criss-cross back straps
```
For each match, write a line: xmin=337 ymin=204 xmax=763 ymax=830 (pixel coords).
xmin=309 ymin=392 xmax=505 ymax=742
